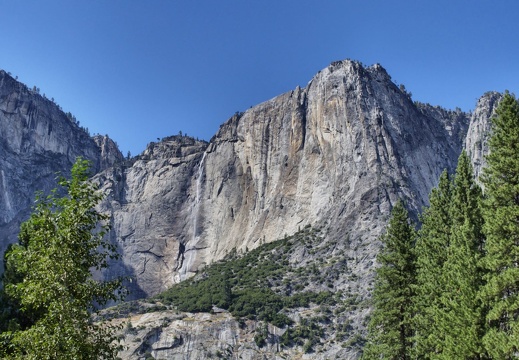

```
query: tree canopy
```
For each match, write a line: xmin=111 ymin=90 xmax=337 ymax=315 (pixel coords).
xmin=413 ymin=169 xmax=453 ymax=357
xmin=0 ymin=158 xmax=125 ymax=359
xmin=366 ymin=93 xmax=519 ymax=359
xmin=437 ymin=151 xmax=485 ymax=359
xmin=480 ymin=92 xmax=519 ymax=358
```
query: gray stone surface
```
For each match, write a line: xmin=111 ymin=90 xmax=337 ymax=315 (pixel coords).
xmin=114 ymin=307 xmax=358 ymax=360
xmin=95 ymin=60 xmax=477 ymax=298
xmin=0 ymin=70 xmax=122 ymax=270
xmin=464 ymin=91 xmax=502 ymax=180
xmin=0 ymin=61 xmax=503 ymax=359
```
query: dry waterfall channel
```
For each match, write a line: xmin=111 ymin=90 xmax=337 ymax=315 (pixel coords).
xmin=177 ymin=151 xmax=208 ymax=282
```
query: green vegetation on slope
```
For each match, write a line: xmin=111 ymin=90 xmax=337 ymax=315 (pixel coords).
xmin=79 ymin=222 xmax=371 ymax=355
xmin=156 ymin=226 xmax=338 ymax=346
xmin=101 ymin=223 xmax=370 ymax=354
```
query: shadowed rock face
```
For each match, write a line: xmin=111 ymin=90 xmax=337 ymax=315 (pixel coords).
xmin=0 ymin=70 xmax=123 ymax=270
xmin=93 ymin=60 xmax=488 ymax=298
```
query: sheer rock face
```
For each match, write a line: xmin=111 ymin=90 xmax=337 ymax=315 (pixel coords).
xmin=0 ymin=61 xmax=500 ymax=298
xmin=464 ymin=91 xmax=502 ymax=180
xmin=95 ymin=60 xmax=474 ymax=297
xmin=0 ymin=62 xmax=503 ymax=359
xmin=0 ymin=70 xmax=122 ymax=270
xmin=93 ymin=134 xmax=125 ymax=171
xmin=95 ymin=137 xmax=209 ymax=297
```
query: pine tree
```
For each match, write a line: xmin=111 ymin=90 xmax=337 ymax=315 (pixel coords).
xmin=0 ymin=158 xmax=125 ymax=359
xmin=363 ymin=201 xmax=416 ymax=360
xmin=479 ymin=92 xmax=519 ymax=358
xmin=413 ymin=170 xmax=452 ymax=358
xmin=437 ymin=151 xmax=486 ymax=359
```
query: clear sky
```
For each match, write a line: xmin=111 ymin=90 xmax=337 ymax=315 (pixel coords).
xmin=1 ymin=1 xmax=517 ymax=155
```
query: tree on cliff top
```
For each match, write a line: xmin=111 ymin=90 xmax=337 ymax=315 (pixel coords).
xmin=0 ymin=158 xmax=125 ymax=359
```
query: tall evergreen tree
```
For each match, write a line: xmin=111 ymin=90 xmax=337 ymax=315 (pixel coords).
xmin=479 ymin=92 xmax=519 ymax=358
xmin=438 ymin=151 xmax=486 ymax=359
xmin=364 ymin=201 xmax=416 ymax=360
xmin=413 ymin=170 xmax=452 ymax=358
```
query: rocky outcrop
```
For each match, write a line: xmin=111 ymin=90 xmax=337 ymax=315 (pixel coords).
xmin=115 ymin=308 xmax=356 ymax=360
xmin=415 ymin=102 xmax=469 ymax=152
xmin=0 ymin=70 xmax=122 ymax=270
xmin=95 ymin=60 xmax=475 ymax=299
xmin=95 ymin=136 xmax=208 ymax=297
xmin=117 ymin=311 xmax=269 ymax=360
xmin=464 ymin=91 xmax=502 ymax=180
xmin=93 ymin=134 xmax=125 ymax=170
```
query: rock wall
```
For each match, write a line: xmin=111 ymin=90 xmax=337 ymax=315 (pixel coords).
xmin=0 ymin=61 xmax=501 ymax=299
xmin=0 ymin=61 xmax=504 ymax=359
xmin=95 ymin=136 xmax=208 ymax=297
xmin=464 ymin=91 xmax=502 ymax=180
xmin=96 ymin=60 xmax=477 ymax=298
xmin=0 ymin=70 xmax=122 ymax=270
xmin=115 ymin=309 xmax=357 ymax=360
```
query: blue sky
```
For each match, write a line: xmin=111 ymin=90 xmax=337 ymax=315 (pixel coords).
xmin=1 ymin=1 xmax=518 ymax=155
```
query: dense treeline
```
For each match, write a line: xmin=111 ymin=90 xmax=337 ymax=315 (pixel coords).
xmin=364 ymin=92 xmax=519 ymax=359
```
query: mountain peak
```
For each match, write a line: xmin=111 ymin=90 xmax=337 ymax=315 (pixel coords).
xmin=0 ymin=59 xmax=505 ymax=359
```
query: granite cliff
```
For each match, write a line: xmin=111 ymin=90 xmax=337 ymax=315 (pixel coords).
xmin=0 ymin=70 xmax=123 ymax=270
xmin=0 ymin=61 xmax=503 ymax=359
xmin=464 ymin=91 xmax=502 ymax=180
xmin=95 ymin=60 xmax=476 ymax=298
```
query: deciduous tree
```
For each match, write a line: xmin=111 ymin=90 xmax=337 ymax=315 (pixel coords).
xmin=0 ymin=158 xmax=124 ymax=359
